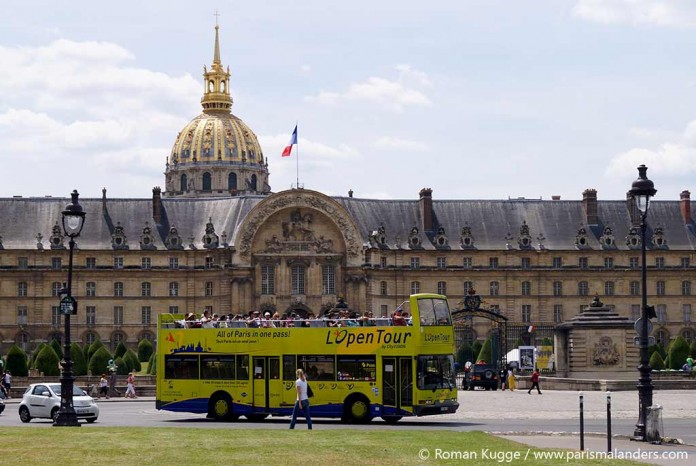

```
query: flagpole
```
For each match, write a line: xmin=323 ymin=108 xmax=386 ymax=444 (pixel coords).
xmin=295 ymin=122 xmax=299 ymax=189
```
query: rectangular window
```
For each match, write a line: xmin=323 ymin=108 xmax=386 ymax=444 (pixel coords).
xmin=380 ymin=304 xmax=388 ymax=316
xmin=17 ymin=306 xmax=28 ymax=325
xmin=205 ymin=281 xmax=213 ymax=297
xmin=463 ymin=257 xmax=472 ymax=269
xmin=552 ymin=257 xmax=562 ymax=268
xmin=322 ymin=264 xmax=335 ymax=295
xmin=337 ymin=356 xmax=376 ymax=381
xmin=437 ymin=257 xmax=446 ymax=269
xmin=655 ymin=257 xmax=665 ymax=269
xmin=298 ymin=355 xmax=335 ymax=381
xmin=605 ymin=281 xmax=615 ymax=296
xmin=169 ymin=305 xmax=179 ymax=314
xmin=201 ymin=355 xmax=235 ymax=380
xmin=114 ymin=282 xmax=124 ymax=297
xmin=380 ymin=281 xmax=387 ymax=296
xmin=169 ymin=282 xmax=179 ymax=297
xmin=18 ymin=282 xmax=28 ymax=297
xmin=463 ymin=281 xmax=473 ymax=294
xmin=437 ymin=281 xmax=447 ymax=295
xmin=283 ymin=355 xmax=296 ymax=381
xmin=380 ymin=256 xmax=387 ymax=268
xmin=114 ymin=257 xmax=124 ymax=269
xmin=141 ymin=282 xmax=151 ymax=297
xmin=521 ymin=281 xmax=531 ymax=296
xmin=489 ymin=281 xmax=499 ymax=296
xmin=51 ymin=306 xmax=61 ymax=326
xmin=169 ymin=257 xmax=179 ymax=270
xmin=86 ymin=257 xmax=97 ymax=269
xmin=51 ymin=257 xmax=61 ymax=269
xmin=553 ymin=304 xmax=563 ymax=323
xmin=522 ymin=305 xmax=531 ymax=323
xmin=142 ymin=257 xmax=151 ymax=269
xmin=411 ymin=281 xmax=420 ymax=294
xmin=656 ymin=281 xmax=666 ymax=296
xmin=629 ymin=257 xmax=639 ymax=269
xmin=579 ymin=257 xmax=588 ymax=268
xmin=631 ymin=305 xmax=640 ymax=321
xmin=18 ymin=257 xmax=28 ymax=269
xmin=604 ymin=257 xmax=614 ymax=268
xmin=52 ymin=282 xmax=62 ymax=297
xmin=578 ymin=281 xmax=589 ymax=296
xmin=489 ymin=257 xmax=499 ymax=268
xmin=86 ymin=282 xmax=96 ymax=297
xmin=114 ymin=306 xmax=124 ymax=325
xmin=553 ymin=281 xmax=563 ymax=297
xmin=410 ymin=257 xmax=420 ymax=269
xmin=683 ymin=304 xmax=692 ymax=324
xmin=630 ymin=281 xmax=640 ymax=296
xmin=657 ymin=304 xmax=667 ymax=324
xmin=86 ymin=306 xmax=96 ymax=325
xmin=682 ymin=281 xmax=691 ymax=296
xmin=205 ymin=256 xmax=214 ymax=269
xmin=682 ymin=257 xmax=691 ymax=268
xmin=164 ymin=355 xmax=199 ymax=380
xmin=261 ymin=264 xmax=275 ymax=295
xmin=291 ymin=266 xmax=305 ymax=295
xmin=521 ymin=257 xmax=531 ymax=269
xmin=142 ymin=306 xmax=152 ymax=325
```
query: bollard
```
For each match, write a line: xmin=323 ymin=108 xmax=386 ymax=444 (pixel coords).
xmin=579 ymin=391 xmax=584 ymax=451
xmin=607 ymin=391 xmax=612 ymax=452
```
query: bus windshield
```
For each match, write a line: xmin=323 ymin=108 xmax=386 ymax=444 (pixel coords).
xmin=416 ymin=297 xmax=451 ymax=326
xmin=417 ymin=355 xmax=456 ymax=390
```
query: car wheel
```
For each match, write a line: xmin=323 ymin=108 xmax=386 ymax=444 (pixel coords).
xmin=19 ymin=406 xmax=32 ymax=423
xmin=484 ymin=370 xmax=494 ymax=380
xmin=86 ymin=417 xmax=98 ymax=423
xmin=51 ymin=408 xmax=60 ymax=423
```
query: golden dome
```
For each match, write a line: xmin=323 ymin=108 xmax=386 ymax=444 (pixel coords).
xmin=165 ymin=23 xmax=270 ymax=197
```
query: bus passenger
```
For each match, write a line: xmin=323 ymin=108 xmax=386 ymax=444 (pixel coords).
xmin=360 ymin=311 xmax=375 ymax=326
xmin=392 ymin=308 xmax=407 ymax=326
xmin=247 ymin=311 xmax=261 ymax=328
xmin=402 ymin=312 xmax=413 ymax=326
xmin=262 ymin=312 xmax=275 ymax=328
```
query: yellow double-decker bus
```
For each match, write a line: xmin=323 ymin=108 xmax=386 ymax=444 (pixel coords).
xmin=156 ymin=293 xmax=458 ymax=423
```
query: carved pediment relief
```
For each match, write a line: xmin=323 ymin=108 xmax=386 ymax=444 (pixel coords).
xmin=165 ymin=226 xmax=184 ymax=250
xmin=592 ymin=336 xmax=620 ymax=366
xmin=202 ymin=217 xmax=219 ymax=249
xmin=460 ymin=223 xmax=475 ymax=249
xmin=518 ymin=221 xmax=532 ymax=249
xmin=575 ymin=225 xmax=590 ymax=250
xmin=49 ymin=222 xmax=65 ymax=250
xmin=434 ymin=226 xmax=449 ymax=249
xmin=599 ymin=226 xmax=616 ymax=250
xmin=112 ymin=222 xmax=129 ymax=250
xmin=263 ymin=209 xmax=335 ymax=255
xmin=140 ymin=222 xmax=157 ymax=250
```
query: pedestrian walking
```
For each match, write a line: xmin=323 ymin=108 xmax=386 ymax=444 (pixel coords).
xmin=3 ymin=371 xmax=11 ymax=398
xmin=528 ymin=368 xmax=542 ymax=394
xmin=499 ymin=366 xmax=507 ymax=391
xmin=98 ymin=373 xmax=109 ymax=399
xmin=125 ymin=372 xmax=137 ymax=398
xmin=289 ymin=368 xmax=312 ymax=429
xmin=507 ymin=368 xmax=516 ymax=391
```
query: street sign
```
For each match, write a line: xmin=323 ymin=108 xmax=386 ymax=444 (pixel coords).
xmin=634 ymin=317 xmax=653 ymax=336
xmin=59 ymin=296 xmax=77 ymax=315
xmin=633 ymin=336 xmax=656 ymax=346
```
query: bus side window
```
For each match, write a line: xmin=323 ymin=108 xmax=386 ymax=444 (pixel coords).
xmin=283 ymin=355 xmax=296 ymax=381
xmin=236 ymin=355 xmax=249 ymax=380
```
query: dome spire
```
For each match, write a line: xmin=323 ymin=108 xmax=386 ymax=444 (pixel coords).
xmin=201 ymin=19 xmax=233 ymax=113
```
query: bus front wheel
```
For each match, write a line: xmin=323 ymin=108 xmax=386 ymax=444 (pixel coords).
xmin=343 ymin=395 xmax=372 ymax=424
xmin=381 ymin=415 xmax=402 ymax=424
xmin=209 ymin=393 xmax=236 ymax=421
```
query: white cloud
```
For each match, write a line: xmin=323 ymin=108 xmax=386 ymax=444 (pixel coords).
xmin=606 ymin=120 xmax=696 ymax=178
xmin=306 ymin=65 xmax=432 ymax=111
xmin=374 ymin=136 xmax=430 ymax=151
xmin=572 ymin=0 xmax=696 ymax=28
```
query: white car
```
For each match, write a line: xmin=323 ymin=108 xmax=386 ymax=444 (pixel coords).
xmin=19 ymin=383 xmax=99 ymax=423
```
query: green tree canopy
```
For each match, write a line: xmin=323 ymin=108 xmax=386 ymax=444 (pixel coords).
xmin=147 ymin=352 xmax=157 ymax=375
xmin=649 ymin=351 xmax=665 ymax=370
xmin=115 ymin=356 xmax=129 ymax=375
xmin=138 ymin=339 xmax=154 ymax=363
xmin=6 ymin=344 xmax=29 ymax=377
xmin=668 ymin=336 xmax=691 ymax=370
xmin=477 ymin=338 xmax=492 ymax=363
xmin=124 ymin=349 xmax=141 ymax=372
xmin=88 ymin=340 xmax=105 ymax=362
xmin=88 ymin=346 xmax=112 ymax=376
xmin=114 ymin=341 xmax=128 ymax=360
xmin=30 ymin=342 xmax=46 ymax=369
xmin=35 ymin=345 xmax=60 ymax=377
xmin=50 ymin=338 xmax=63 ymax=359
xmin=71 ymin=342 xmax=88 ymax=376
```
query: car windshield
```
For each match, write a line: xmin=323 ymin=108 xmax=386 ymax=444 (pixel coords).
xmin=49 ymin=384 xmax=85 ymax=396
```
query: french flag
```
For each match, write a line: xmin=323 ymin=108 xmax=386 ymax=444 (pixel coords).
xmin=528 ymin=325 xmax=534 ymax=333
xmin=282 ymin=125 xmax=297 ymax=157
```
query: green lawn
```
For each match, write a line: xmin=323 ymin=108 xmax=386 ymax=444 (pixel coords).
xmin=0 ymin=428 xmax=643 ymax=465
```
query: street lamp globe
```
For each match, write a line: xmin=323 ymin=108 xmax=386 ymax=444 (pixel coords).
xmin=61 ymin=190 xmax=85 ymax=238
xmin=629 ymin=165 xmax=657 ymax=215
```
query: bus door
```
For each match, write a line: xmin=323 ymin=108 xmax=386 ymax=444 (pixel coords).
xmin=382 ymin=357 xmax=413 ymax=415
xmin=252 ymin=356 xmax=281 ymax=412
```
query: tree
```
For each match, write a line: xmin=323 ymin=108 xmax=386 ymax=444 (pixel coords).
xmin=88 ymin=346 xmax=112 ymax=376
xmin=690 ymin=340 xmax=696 ymax=359
xmin=649 ymin=342 xmax=666 ymax=361
xmin=30 ymin=343 xmax=46 ymax=369
xmin=541 ymin=337 xmax=553 ymax=347
xmin=71 ymin=342 xmax=88 ymax=376
xmin=35 ymin=345 xmax=60 ymax=377
xmin=138 ymin=339 xmax=154 ymax=363
xmin=456 ymin=343 xmax=474 ymax=368
xmin=114 ymin=341 xmax=128 ymax=360
xmin=115 ymin=356 xmax=129 ymax=375
xmin=667 ymin=336 xmax=691 ymax=370
xmin=477 ymin=338 xmax=492 ymax=363
xmin=124 ymin=349 xmax=141 ymax=372
xmin=147 ymin=352 xmax=157 ymax=375
xmin=6 ymin=345 xmax=29 ymax=377
xmin=50 ymin=338 xmax=63 ymax=359
xmin=471 ymin=340 xmax=483 ymax=361
xmin=88 ymin=340 xmax=105 ymax=362
xmin=649 ymin=351 xmax=665 ymax=370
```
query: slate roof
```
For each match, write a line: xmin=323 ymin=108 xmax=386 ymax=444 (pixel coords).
xmin=1 ymin=194 xmax=695 ymax=251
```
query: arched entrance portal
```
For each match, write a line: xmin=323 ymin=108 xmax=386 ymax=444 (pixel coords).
xmin=451 ymin=293 xmax=508 ymax=370
xmin=284 ymin=303 xmax=313 ymax=319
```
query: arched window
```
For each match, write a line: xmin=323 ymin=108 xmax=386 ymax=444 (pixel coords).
xmin=112 ymin=332 xmax=125 ymax=352
xmin=250 ymin=174 xmax=257 ymax=191
xmin=202 ymin=172 xmax=212 ymax=191
xmin=180 ymin=174 xmax=188 ymax=192
xmin=85 ymin=332 xmax=97 ymax=346
xmin=228 ymin=172 xmax=237 ymax=191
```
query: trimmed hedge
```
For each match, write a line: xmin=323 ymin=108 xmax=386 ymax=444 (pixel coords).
xmin=71 ymin=342 xmax=88 ymax=376
xmin=50 ymin=338 xmax=63 ymax=359
xmin=6 ymin=344 xmax=29 ymax=377
xmin=115 ymin=356 xmax=129 ymax=375
xmin=124 ymin=349 xmax=141 ymax=372
xmin=477 ymin=338 xmax=492 ymax=364
xmin=147 ymin=352 xmax=157 ymax=376
xmin=88 ymin=340 xmax=105 ymax=363
xmin=114 ymin=341 xmax=127 ymax=360
xmin=138 ymin=339 xmax=154 ymax=362
xmin=30 ymin=343 xmax=46 ymax=369
xmin=668 ymin=336 xmax=691 ymax=370
xmin=88 ymin=346 xmax=112 ymax=376
xmin=649 ymin=351 xmax=665 ymax=370
xmin=35 ymin=345 xmax=60 ymax=377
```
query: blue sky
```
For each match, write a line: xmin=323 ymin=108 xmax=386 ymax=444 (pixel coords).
xmin=2 ymin=0 xmax=696 ymax=202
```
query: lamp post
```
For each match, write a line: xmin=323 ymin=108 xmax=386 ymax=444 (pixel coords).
xmin=629 ymin=165 xmax=657 ymax=441
xmin=54 ymin=190 xmax=85 ymax=427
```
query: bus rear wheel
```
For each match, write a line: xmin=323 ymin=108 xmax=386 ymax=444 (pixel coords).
xmin=381 ymin=416 xmax=402 ymax=424
xmin=209 ymin=393 xmax=236 ymax=421
xmin=344 ymin=395 xmax=372 ymax=424
xmin=246 ymin=413 xmax=269 ymax=422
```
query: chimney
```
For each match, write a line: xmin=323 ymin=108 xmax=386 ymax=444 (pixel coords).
xmin=419 ymin=188 xmax=433 ymax=233
xmin=153 ymin=187 xmax=162 ymax=224
xmin=582 ymin=189 xmax=598 ymax=225
xmin=348 ymin=189 xmax=353 ymax=198
xmin=551 ymin=195 xmax=561 ymax=201
xmin=681 ymin=190 xmax=691 ymax=224
xmin=101 ymin=187 xmax=107 ymax=214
